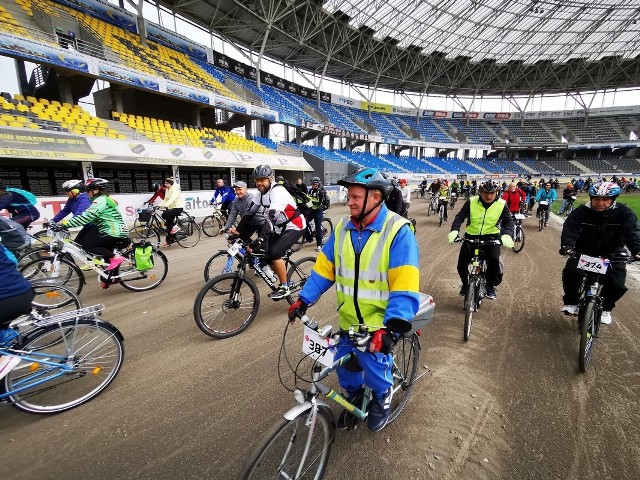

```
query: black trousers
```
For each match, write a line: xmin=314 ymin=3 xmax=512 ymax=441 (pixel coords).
xmin=457 ymin=240 xmax=502 ymax=288
xmin=76 ymin=224 xmax=120 ymax=260
xmin=162 ymin=208 xmax=183 ymax=239
xmin=0 ymin=289 xmax=34 ymax=328
xmin=562 ymin=257 xmax=627 ymax=311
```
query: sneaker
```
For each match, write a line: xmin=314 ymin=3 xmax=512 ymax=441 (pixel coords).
xmin=600 ymin=311 xmax=612 ymax=325
xmin=0 ymin=354 xmax=21 ymax=381
xmin=459 ymin=285 xmax=467 ymax=297
xmin=0 ymin=328 xmax=19 ymax=348
xmin=316 ymin=246 xmax=323 ymax=252
xmin=367 ymin=389 xmax=391 ymax=432
xmin=106 ymin=256 xmax=125 ymax=271
xmin=544 ymin=223 xmax=548 ymax=227
xmin=268 ymin=284 xmax=290 ymax=300
xmin=337 ymin=389 xmax=363 ymax=430
xmin=485 ymin=286 xmax=497 ymax=300
xmin=170 ymin=226 xmax=180 ymax=234
xmin=561 ymin=305 xmax=578 ymax=315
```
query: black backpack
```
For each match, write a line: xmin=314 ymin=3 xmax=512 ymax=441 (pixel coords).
xmin=275 ymin=182 xmax=312 ymax=215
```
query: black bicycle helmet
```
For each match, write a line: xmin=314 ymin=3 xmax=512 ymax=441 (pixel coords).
xmin=337 ymin=168 xmax=391 ymax=200
xmin=311 ymin=176 xmax=321 ymax=184
xmin=275 ymin=175 xmax=285 ymax=184
xmin=253 ymin=164 xmax=273 ymax=179
xmin=151 ymin=182 xmax=161 ymax=191
xmin=84 ymin=178 xmax=109 ymax=190
xmin=478 ymin=180 xmax=498 ymax=193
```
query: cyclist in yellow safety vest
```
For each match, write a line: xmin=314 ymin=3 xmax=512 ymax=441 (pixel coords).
xmin=288 ymin=167 xmax=420 ymax=433
xmin=447 ymin=180 xmax=514 ymax=300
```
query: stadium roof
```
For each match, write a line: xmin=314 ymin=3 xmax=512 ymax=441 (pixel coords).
xmin=158 ymin=0 xmax=640 ymax=96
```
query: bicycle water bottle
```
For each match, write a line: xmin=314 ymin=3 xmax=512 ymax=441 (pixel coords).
xmin=253 ymin=256 xmax=262 ymax=272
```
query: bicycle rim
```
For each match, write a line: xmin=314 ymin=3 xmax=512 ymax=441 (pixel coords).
xmin=176 ymin=220 xmax=201 ymax=248
xmin=204 ymin=251 xmax=235 ymax=281
xmin=193 ymin=273 xmax=260 ymax=338
xmin=5 ymin=319 xmax=124 ymax=414
xmin=129 ymin=225 xmax=160 ymax=244
xmin=388 ymin=334 xmax=420 ymax=424
xmin=241 ymin=407 xmax=334 ymax=480
xmin=201 ymin=216 xmax=222 ymax=237
xmin=321 ymin=219 xmax=333 ymax=238
xmin=118 ymin=249 xmax=168 ymax=291
xmin=464 ymin=283 xmax=475 ymax=341
xmin=286 ymin=257 xmax=316 ymax=305
xmin=19 ymin=256 xmax=84 ymax=295
xmin=578 ymin=302 xmax=596 ymax=372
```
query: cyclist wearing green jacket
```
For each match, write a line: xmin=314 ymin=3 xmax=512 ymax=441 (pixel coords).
xmin=58 ymin=178 xmax=128 ymax=271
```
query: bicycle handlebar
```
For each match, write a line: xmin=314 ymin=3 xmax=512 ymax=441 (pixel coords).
xmin=454 ymin=237 xmax=502 ymax=246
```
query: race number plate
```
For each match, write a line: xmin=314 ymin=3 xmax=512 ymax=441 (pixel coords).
xmin=302 ymin=326 xmax=335 ymax=368
xmin=227 ymin=242 xmax=242 ymax=256
xmin=539 ymin=200 xmax=549 ymax=206
xmin=577 ymin=255 xmax=609 ymax=274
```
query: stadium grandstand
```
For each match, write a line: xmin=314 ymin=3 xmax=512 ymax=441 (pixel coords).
xmin=0 ymin=0 xmax=639 ymax=220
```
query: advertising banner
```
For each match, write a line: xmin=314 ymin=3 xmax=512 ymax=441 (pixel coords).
xmin=361 ymin=102 xmax=392 ymax=114
xmin=98 ymin=61 xmax=160 ymax=91
xmin=165 ymin=80 xmax=211 ymax=104
xmin=331 ymin=94 xmax=362 ymax=109
xmin=145 ymin=22 xmax=208 ymax=60
xmin=55 ymin=0 xmax=138 ymax=34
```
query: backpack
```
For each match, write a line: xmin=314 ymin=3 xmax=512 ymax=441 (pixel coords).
xmin=321 ymin=191 xmax=330 ymax=211
xmin=7 ymin=187 xmax=37 ymax=206
xmin=133 ymin=242 xmax=154 ymax=271
xmin=275 ymin=182 xmax=312 ymax=215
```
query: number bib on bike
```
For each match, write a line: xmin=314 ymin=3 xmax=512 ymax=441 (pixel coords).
xmin=577 ymin=255 xmax=609 ymax=274
xmin=302 ymin=326 xmax=335 ymax=368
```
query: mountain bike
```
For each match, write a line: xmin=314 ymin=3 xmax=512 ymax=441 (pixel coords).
xmin=566 ymin=253 xmax=635 ymax=372
xmin=17 ymin=228 xmax=168 ymax=294
xmin=559 ymin=195 xmax=577 ymax=215
xmin=455 ymin=237 xmax=502 ymax=341
xmin=537 ymin=201 xmax=550 ymax=231
xmin=438 ymin=199 xmax=448 ymax=227
xmin=427 ymin=194 xmax=438 ymax=216
xmin=194 ymin=239 xmax=316 ymax=338
xmin=511 ymin=213 xmax=526 ymax=253
xmin=240 ymin=293 xmax=435 ymax=479
xmin=0 ymin=303 xmax=124 ymax=414
xmin=449 ymin=192 xmax=458 ymax=209
xmin=129 ymin=206 xmax=201 ymax=247
xmin=290 ymin=216 xmax=333 ymax=253
xmin=200 ymin=204 xmax=228 ymax=237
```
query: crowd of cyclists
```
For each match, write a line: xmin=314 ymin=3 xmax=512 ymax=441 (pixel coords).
xmin=2 ymin=167 xmax=640 ymax=435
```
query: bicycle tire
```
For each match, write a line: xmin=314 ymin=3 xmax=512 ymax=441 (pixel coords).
xmin=203 ymin=250 xmax=235 ymax=281
xmin=19 ymin=256 xmax=84 ymax=296
xmin=17 ymin=245 xmax=54 ymax=269
xmin=193 ymin=273 xmax=260 ymax=338
xmin=539 ymin=214 xmax=544 ymax=231
xmin=175 ymin=219 xmax=201 ymax=248
xmin=4 ymin=318 xmax=124 ymax=414
xmin=387 ymin=333 xmax=420 ymax=424
xmin=129 ymin=225 xmax=161 ymax=244
xmin=438 ymin=205 xmax=444 ymax=227
xmin=321 ymin=218 xmax=333 ymax=238
xmin=241 ymin=405 xmax=335 ymax=480
xmin=286 ymin=256 xmax=316 ymax=305
xmin=578 ymin=302 xmax=597 ymax=372
xmin=117 ymin=247 xmax=168 ymax=291
xmin=464 ymin=282 xmax=475 ymax=342
xmin=512 ymin=225 xmax=525 ymax=253
xmin=201 ymin=215 xmax=223 ymax=237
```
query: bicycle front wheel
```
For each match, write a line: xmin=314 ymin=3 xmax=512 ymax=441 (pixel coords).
xmin=201 ymin=215 xmax=223 ymax=237
xmin=204 ymin=251 xmax=236 ymax=281
xmin=539 ymin=214 xmax=544 ymax=231
xmin=118 ymin=248 xmax=168 ymax=291
xmin=193 ymin=273 xmax=260 ymax=338
xmin=241 ymin=406 xmax=335 ymax=480
xmin=5 ymin=319 xmax=124 ymax=414
xmin=286 ymin=256 xmax=316 ymax=305
xmin=321 ymin=218 xmax=333 ymax=238
xmin=175 ymin=219 xmax=201 ymax=248
xmin=388 ymin=333 xmax=420 ymax=424
xmin=512 ymin=225 xmax=525 ymax=253
xmin=464 ymin=282 xmax=475 ymax=342
xmin=578 ymin=302 xmax=597 ymax=372
xmin=129 ymin=225 xmax=161 ymax=244
xmin=19 ymin=256 xmax=84 ymax=296
xmin=438 ymin=205 xmax=444 ymax=227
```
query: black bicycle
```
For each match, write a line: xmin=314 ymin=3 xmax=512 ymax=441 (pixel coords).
xmin=438 ymin=199 xmax=448 ymax=227
xmin=511 ymin=213 xmax=526 ymax=253
xmin=130 ymin=206 xmax=201 ymax=247
xmin=537 ymin=201 xmax=550 ymax=231
xmin=290 ymin=216 xmax=333 ymax=253
xmin=455 ymin=237 xmax=502 ymax=341
xmin=449 ymin=192 xmax=458 ymax=209
xmin=194 ymin=239 xmax=316 ymax=338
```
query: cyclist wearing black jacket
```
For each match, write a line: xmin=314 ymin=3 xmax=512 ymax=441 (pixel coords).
xmin=559 ymin=181 xmax=640 ymax=324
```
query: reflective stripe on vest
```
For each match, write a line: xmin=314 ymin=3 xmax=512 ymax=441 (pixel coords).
xmin=334 ymin=211 xmax=410 ymax=330
xmin=465 ymin=197 xmax=506 ymax=236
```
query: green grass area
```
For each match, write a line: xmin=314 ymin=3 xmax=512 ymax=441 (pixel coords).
xmin=552 ymin=191 xmax=640 ymax=216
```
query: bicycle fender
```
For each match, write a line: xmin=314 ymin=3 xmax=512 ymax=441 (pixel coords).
xmin=283 ymin=399 xmax=332 ymax=420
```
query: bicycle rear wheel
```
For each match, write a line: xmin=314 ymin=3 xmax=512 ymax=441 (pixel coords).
xmin=387 ymin=333 xmax=420 ymax=424
xmin=193 ymin=273 xmax=260 ymax=338
xmin=286 ymin=256 xmax=316 ymax=305
xmin=128 ymin=225 xmax=161 ymax=244
xmin=118 ymin=248 xmax=168 ymax=291
xmin=204 ymin=251 xmax=236 ymax=281
xmin=4 ymin=319 xmax=124 ymax=414
xmin=321 ymin=218 xmax=333 ymax=238
xmin=512 ymin=225 xmax=525 ymax=253
xmin=201 ymin=215 xmax=223 ymax=237
xmin=241 ymin=406 xmax=335 ymax=480
xmin=175 ymin=219 xmax=201 ymax=248
xmin=578 ymin=302 xmax=597 ymax=372
xmin=19 ymin=256 xmax=84 ymax=296
xmin=464 ymin=282 xmax=475 ymax=341
xmin=438 ymin=205 xmax=444 ymax=227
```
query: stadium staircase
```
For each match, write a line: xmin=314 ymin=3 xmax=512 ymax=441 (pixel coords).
xmin=568 ymin=160 xmax=591 ymax=174
xmin=514 ymin=160 xmax=539 ymax=175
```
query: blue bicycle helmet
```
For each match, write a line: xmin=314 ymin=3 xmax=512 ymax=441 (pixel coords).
xmin=588 ymin=181 xmax=620 ymax=198
xmin=337 ymin=168 xmax=391 ymax=200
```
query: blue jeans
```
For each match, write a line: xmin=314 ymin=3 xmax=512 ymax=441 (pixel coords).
xmin=335 ymin=339 xmax=393 ymax=396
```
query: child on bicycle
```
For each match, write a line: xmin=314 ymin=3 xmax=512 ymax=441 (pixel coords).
xmin=559 ymin=181 xmax=640 ymax=324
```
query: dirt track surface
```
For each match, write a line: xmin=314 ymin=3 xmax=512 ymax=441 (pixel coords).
xmin=2 ymin=201 xmax=640 ymax=480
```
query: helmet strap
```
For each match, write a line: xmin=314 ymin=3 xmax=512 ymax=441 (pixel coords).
xmin=354 ymin=189 xmax=383 ymax=227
